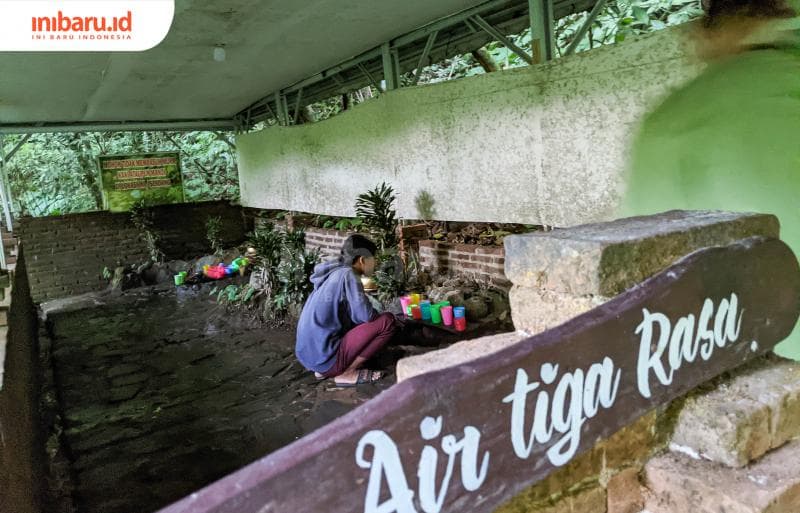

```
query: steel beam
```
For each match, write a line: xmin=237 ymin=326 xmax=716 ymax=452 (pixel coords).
xmin=381 ymin=42 xmax=399 ymax=90
xmin=412 ymin=31 xmax=438 ymax=85
xmin=470 ymin=14 xmax=533 ymax=64
xmin=2 ymin=134 xmax=31 ymax=165
xmin=293 ymin=88 xmax=304 ymax=124
xmin=357 ymin=63 xmax=382 ymax=92
xmin=529 ymin=0 xmax=555 ymax=63
xmin=563 ymin=0 xmax=608 ymax=56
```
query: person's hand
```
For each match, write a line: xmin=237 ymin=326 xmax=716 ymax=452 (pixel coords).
xmin=367 ymin=294 xmax=384 ymax=312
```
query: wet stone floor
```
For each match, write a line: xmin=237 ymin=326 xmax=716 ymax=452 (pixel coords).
xmin=40 ymin=283 xmax=436 ymax=513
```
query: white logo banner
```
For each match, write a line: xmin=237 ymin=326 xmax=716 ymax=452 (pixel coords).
xmin=0 ymin=0 xmax=174 ymax=51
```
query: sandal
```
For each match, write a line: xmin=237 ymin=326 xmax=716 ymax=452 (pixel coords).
xmin=334 ymin=369 xmax=383 ymax=388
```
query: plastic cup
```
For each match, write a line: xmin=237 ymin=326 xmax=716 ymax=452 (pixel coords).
xmin=173 ymin=274 xmax=184 ymax=286
xmin=454 ymin=316 xmax=467 ymax=332
xmin=411 ymin=305 xmax=422 ymax=320
xmin=399 ymin=296 xmax=412 ymax=316
xmin=441 ymin=306 xmax=454 ymax=326
xmin=179 ymin=271 xmax=188 ymax=278
xmin=410 ymin=293 xmax=421 ymax=305
xmin=420 ymin=300 xmax=432 ymax=321
xmin=454 ymin=306 xmax=466 ymax=319
xmin=430 ymin=304 xmax=442 ymax=324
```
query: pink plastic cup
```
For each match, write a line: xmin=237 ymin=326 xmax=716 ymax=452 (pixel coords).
xmin=399 ymin=296 xmax=412 ymax=316
xmin=441 ymin=306 xmax=454 ymax=326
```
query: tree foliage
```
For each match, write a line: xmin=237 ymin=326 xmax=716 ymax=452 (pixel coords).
xmin=1 ymin=130 xmax=239 ymax=218
xmin=304 ymin=0 xmax=703 ymax=117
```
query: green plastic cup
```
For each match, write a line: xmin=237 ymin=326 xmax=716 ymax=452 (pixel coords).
xmin=430 ymin=303 xmax=443 ymax=324
xmin=174 ymin=274 xmax=184 ymax=286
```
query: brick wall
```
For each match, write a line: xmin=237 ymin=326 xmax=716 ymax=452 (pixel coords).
xmin=0 ymin=248 xmax=45 ymax=513
xmin=418 ymin=240 xmax=510 ymax=289
xmin=304 ymin=227 xmax=351 ymax=260
xmin=17 ymin=201 xmax=246 ymax=303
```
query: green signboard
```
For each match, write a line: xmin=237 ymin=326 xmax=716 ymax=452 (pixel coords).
xmin=98 ymin=152 xmax=184 ymax=212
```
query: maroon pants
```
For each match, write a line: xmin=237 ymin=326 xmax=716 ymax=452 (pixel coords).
xmin=322 ymin=312 xmax=397 ymax=378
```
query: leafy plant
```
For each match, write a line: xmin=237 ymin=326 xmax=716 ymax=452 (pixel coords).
xmin=129 ymin=200 xmax=164 ymax=263
xmin=274 ymin=247 xmax=321 ymax=316
xmin=355 ymin=182 xmax=398 ymax=250
xmin=335 ymin=217 xmax=362 ymax=232
xmin=205 ymin=215 xmax=223 ymax=255
xmin=229 ymin=225 xmax=321 ymax=322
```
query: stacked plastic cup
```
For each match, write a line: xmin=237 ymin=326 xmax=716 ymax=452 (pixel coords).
xmin=411 ymin=305 xmax=422 ymax=320
xmin=420 ymin=300 xmax=432 ymax=321
xmin=453 ymin=306 xmax=467 ymax=331
xmin=430 ymin=303 xmax=443 ymax=324
xmin=399 ymin=296 xmax=412 ymax=316
xmin=441 ymin=305 xmax=454 ymax=326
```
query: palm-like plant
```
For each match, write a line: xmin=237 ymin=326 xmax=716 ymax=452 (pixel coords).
xmin=355 ymin=182 xmax=398 ymax=250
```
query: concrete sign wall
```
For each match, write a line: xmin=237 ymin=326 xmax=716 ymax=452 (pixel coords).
xmin=237 ymin=25 xmax=703 ymax=227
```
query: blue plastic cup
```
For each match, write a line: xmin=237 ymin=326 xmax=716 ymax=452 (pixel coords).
xmin=420 ymin=300 xmax=432 ymax=321
xmin=453 ymin=306 xmax=466 ymax=319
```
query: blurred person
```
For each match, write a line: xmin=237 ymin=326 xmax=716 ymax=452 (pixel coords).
xmin=619 ymin=0 xmax=800 ymax=358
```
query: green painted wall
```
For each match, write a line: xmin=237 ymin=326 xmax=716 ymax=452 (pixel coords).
xmin=237 ymin=25 xmax=700 ymax=226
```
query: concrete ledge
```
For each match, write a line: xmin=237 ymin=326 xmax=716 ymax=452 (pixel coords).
xmin=670 ymin=356 xmax=800 ymax=467
xmin=396 ymin=331 xmax=525 ymax=382
xmin=644 ymin=439 xmax=800 ymax=513
xmin=503 ymin=210 xmax=778 ymax=296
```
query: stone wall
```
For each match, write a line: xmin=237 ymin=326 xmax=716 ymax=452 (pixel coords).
xmin=237 ymin=25 xmax=702 ymax=227
xmin=16 ymin=201 xmax=246 ymax=303
xmin=397 ymin=210 xmax=800 ymax=513
xmin=0 ymin=248 xmax=45 ymax=513
xmin=418 ymin=240 xmax=510 ymax=289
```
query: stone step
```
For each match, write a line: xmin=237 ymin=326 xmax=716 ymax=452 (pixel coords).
xmin=644 ymin=439 xmax=800 ymax=513
xmin=669 ymin=356 xmax=800 ymax=467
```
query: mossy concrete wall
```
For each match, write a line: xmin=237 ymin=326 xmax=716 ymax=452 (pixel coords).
xmin=237 ymin=25 xmax=702 ymax=226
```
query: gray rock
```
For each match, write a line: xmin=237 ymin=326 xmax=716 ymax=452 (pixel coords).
xmin=670 ymin=356 xmax=800 ymax=467
xmin=464 ymin=296 xmax=490 ymax=320
xmin=397 ymin=332 xmax=524 ymax=382
xmin=429 ymin=287 xmax=464 ymax=307
xmin=503 ymin=210 xmax=778 ymax=296
xmin=194 ymin=255 xmax=221 ymax=273
xmin=168 ymin=260 xmax=189 ymax=273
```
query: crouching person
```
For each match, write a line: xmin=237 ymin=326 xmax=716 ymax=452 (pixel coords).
xmin=295 ymin=234 xmax=398 ymax=387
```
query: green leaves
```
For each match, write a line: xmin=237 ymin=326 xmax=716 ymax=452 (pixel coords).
xmin=355 ymin=182 xmax=398 ymax=250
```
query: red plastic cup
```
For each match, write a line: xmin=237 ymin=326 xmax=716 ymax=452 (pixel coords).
xmin=411 ymin=305 xmax=422 ymax=320
xmin=454 ymin=316 xmax=467 ymax=332
xmin=441 ymin=306 xmax=454 ymax=326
